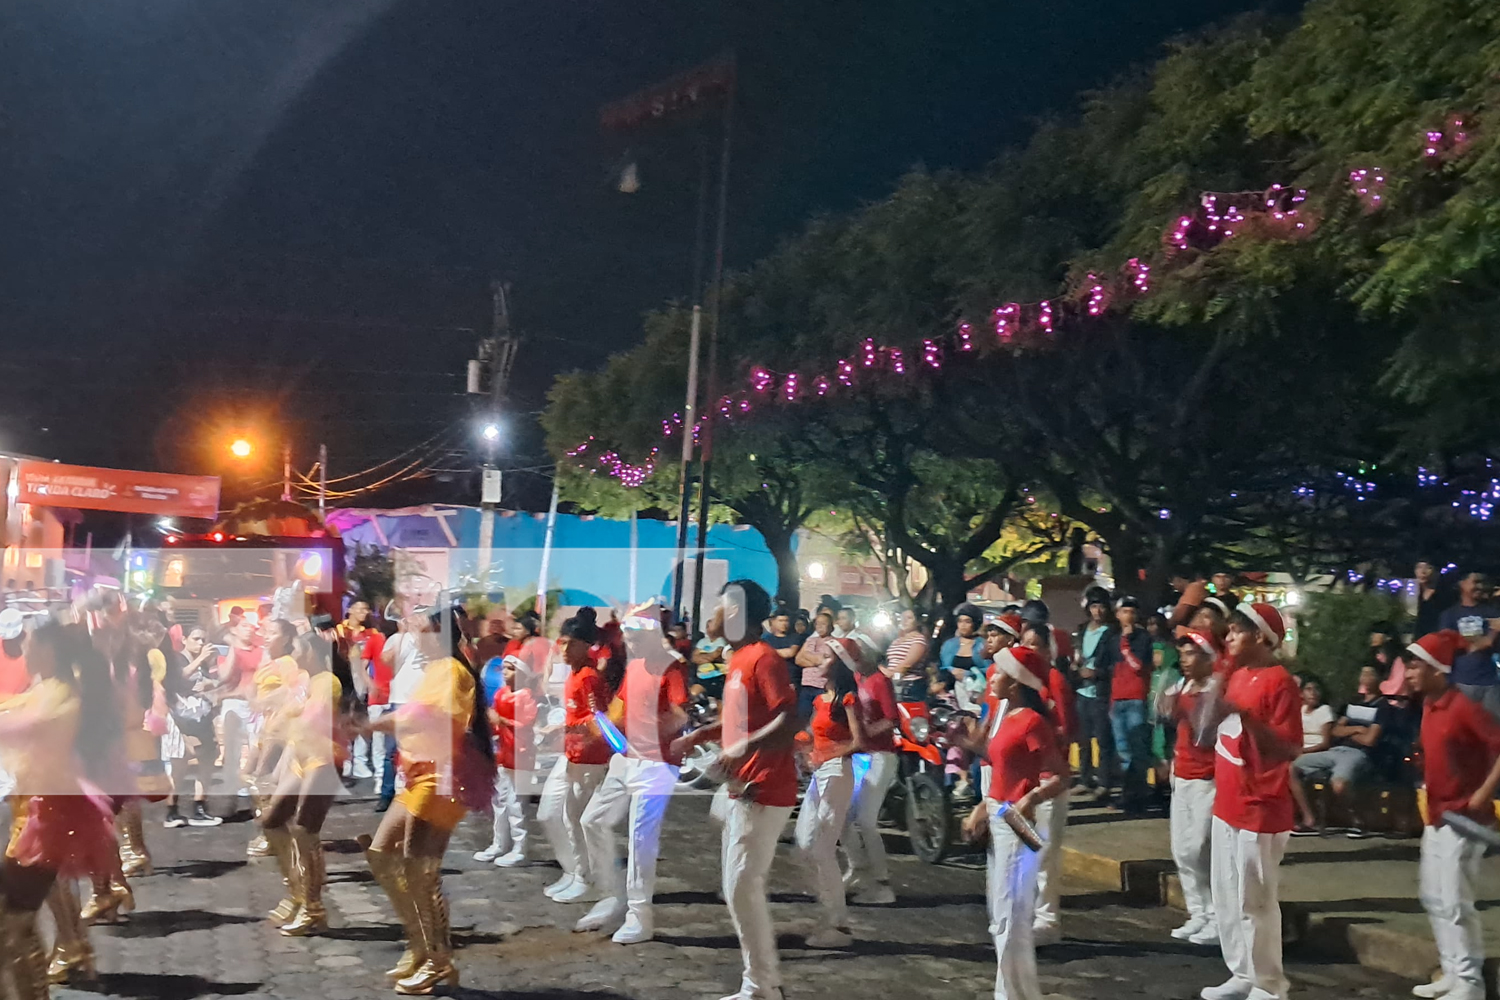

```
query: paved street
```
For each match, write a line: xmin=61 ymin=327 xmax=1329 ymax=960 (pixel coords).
xmin=36 ymin=789 xmax=1417 ymax=1000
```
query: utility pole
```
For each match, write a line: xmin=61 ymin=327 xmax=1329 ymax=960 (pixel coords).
xmin=473 ymin=281 xmax=520 ymax=591
xmin=282 ymin=444 xmax=292 ymax=502
xmin=317 ymin=443 xmax=328 ymax=513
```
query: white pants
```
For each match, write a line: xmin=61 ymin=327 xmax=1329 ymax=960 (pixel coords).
xmin=1032 ymin=792 xmax=1069 ymax=932
xmin=843 ymin=751 xmax=898 ymax=883
xmin=1171 ymin=776 xmax=1216 ymax=923
xmin=217 ymin=698 xmax=253 ymax=796
xmin=988 ymin=800 xmax=1043 ymax=1000
xmin=1210 ymin=817 xmax=1289 ymax=999
xmin=795 ymin=757 xmax=855 ymax=928
xmin=537 ymin=756 xmax=607 ymax=882
xmin=580 ymin=755 xmax=679 ymax=926
xmin=719 ymin=790 xmax=792 ymax=998
xmin=487 ymin=767 xmax=529 ymax=856
xmin=1420 ymin=823 xmax=1485 ymax=990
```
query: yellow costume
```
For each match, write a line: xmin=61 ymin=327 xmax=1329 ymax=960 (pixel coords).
xmin=394 ymin=657 xmax=475 ymax=832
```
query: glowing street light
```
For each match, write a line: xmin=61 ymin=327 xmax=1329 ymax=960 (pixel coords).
xmin=481 ymin=423 xmax=501 ymax=443
xmin=229 ymin=438 xmax=254 ymax=459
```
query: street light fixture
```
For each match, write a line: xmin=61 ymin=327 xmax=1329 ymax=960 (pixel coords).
xmin=481 ymin=423 xmax=501 ymax=443
xmin=229 ymin=438 xmax=253 ymax=459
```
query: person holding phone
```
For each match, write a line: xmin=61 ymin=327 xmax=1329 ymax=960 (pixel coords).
xmin=1436 ymin=571 xmax=1500 ymax=721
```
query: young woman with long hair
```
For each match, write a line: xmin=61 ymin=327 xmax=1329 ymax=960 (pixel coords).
xmin=362 ymin=607 xmax=493 ymax=995
xmin=793 ymin=645 xmax=864 ymax=948
xmin=0 ymin=620 xmax=124 ymax=992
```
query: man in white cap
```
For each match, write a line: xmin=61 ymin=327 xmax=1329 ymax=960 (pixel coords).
xmin=1200 ymin=603 xmax=1301 ymax=1000
xmin=1406 ymin=629 xmax=1500 ymax=1000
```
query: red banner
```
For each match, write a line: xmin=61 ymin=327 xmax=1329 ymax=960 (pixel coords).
xmin=600 ymin=54 xmax=735 ymax=133
xmin=16 ymin=461 xmax=221 ymax=520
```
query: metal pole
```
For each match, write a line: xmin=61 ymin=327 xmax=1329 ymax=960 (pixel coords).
xmin=671 ymin=142 xmax=713 ymax=623
xmin=692 ymin=58 xmax=734 ymax=628
xmin=282 ymin=444 xmax=292 ymax=502
xmin=628 ymin=509 xmax=639 ymax=606
xmin=317 ymin=443 xmax=327 ymax=513
xmin=536 ymin=481 xmax=560 ymax=622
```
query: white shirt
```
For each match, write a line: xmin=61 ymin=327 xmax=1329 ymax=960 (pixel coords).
xmin=387 ymin=632 xmax=431 ymax=705
xmin=1301 ymin=703 xmax=1335 ymax=749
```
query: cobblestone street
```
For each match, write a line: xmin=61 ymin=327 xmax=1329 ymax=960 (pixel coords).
xmin=37 ymin=791 xmax=1417 ymax=1000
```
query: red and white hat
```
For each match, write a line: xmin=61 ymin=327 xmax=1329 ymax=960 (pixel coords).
xmin=994 ymin=646 xmax=1047 ymax=692
xmin=1237 ymin=603 xmax=1286 ymax=649
xmin=1176 ymin=626 xmax=1223 ymax=658
xmin=1407 ymin=629 xmax=1462 ymax=674
xmin=994 ymin=613 xmax=1024 ymax=639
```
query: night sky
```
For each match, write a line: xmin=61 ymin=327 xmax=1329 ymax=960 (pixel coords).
xmin=0 ymin=0 xmax=1300 ymax=511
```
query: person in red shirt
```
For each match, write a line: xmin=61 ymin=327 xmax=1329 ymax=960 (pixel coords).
xmin=958 ymin=644 xmax=1068 ymax=1000
xmin=1019 ymin=619 xmax=1075 ymax=946
xmin=577 ymin=606 xmax=692 ymax=944
xmin=1157 ymin=628 xmax=1223 ymax=946
xmin=474 ymin=655 xmax=537 ymax=869
xmin=793 ymin=647 xmax=865 ymax=949
xmin=1406 ymin=630 xmax=1500 ymax=1000
xmin=673 ymin=580 xmax=797 ymax=1000
xmin=841 ymin=634 xmax=900 ymax=906
xmin=536 ymin=613 xmax=611 ymax=905
xmin=1200 ymin=603 xmax=1301 ymax=1000
xmin=1107 ymin=596 xmax=1155 ymax=815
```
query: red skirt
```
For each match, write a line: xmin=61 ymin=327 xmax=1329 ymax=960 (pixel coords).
xmin=10 ymin=787 xmax=119 ymax=878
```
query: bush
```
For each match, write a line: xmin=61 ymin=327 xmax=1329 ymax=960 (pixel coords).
xmin=1291 ymin=590 xmax=1408 ymax=705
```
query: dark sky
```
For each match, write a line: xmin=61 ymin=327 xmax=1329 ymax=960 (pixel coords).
xmin=0 ymin=0 xmax=1298 ymax=510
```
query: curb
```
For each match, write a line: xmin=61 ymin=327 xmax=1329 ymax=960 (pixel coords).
xmin=1059 ymin=845 xmax=1463 ymax=988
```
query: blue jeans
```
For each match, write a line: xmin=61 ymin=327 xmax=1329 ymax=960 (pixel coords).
xmin=1110 ymin=699 xmax=1152 ymax=808
xmin=378 ymin=703 xmax=403 ymax=801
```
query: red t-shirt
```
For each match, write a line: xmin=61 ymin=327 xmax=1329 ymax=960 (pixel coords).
xmin=1421 ymin=687 xmax=1500 ymax=828
xmin=0 ymin=646 xmax=27 ymax=698
xmin=722 ymin=641 xmax=798 ymax=806
xmin=1172 ymin=686 xmax=1216 ymax=781
xmin=221 ymin=645 xmax=263 ymax=699
xmin=1045 ymin=665 xmax=1076 ymax=744
xmin=1212 ymin=663 xmax=1300 ymax=833
xmin=564 ymin=665 xmax=612 ymax=765
xmin=987 ymin=707 xmax=1061 ymax=805
xmin=493 ymin=687 xmax=538 ymax=771
xmin=618 ymin=658 xmax=691 ymax=764
xmin=1048 ymin=625 xmax=1074 ymax=665
xmin=810 ymin=692 xmax=855 ymax=765
xmin=1111 ymin=633 xmax=1150 ymax=702
xmin=854 ymin=669 xmax=899 ymax=753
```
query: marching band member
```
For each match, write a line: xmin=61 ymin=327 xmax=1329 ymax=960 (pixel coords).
xmin=1020 ymin=620 xmax=1074 ymax=947
xmin=841 ymin=632 xmax=899 ymax=905
xmin=250 ymin=620 xmax=311 ymax=927
xmin=1158 ymin=628 xmax=1222 ymax=946
xmin=475 ymin=654 xmax=537 ymax=868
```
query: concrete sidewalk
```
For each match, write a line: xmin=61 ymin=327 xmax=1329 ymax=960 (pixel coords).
xmin=1056 ymin=790 xmax=1500 ymax=986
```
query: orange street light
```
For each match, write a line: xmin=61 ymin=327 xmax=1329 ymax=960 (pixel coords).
xmin=229 ymin=438 xmax=254 ymax=459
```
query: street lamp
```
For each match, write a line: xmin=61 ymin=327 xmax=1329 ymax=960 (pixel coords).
xmin=229 ymin=438 xmax=253 ymax=459
xmin=481 ymin=423 xmax=501 ymax=443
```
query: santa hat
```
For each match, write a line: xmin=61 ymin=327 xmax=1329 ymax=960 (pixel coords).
xmin=1203 ymin=596 xmax=1232 ymax=617
xmin=829 ymin=636 xmax=866 ymax=672
xmin=1238 ymin=602 xmax=1286 ymax=649
xmin=1407 ymin=630 xmax=1462 ymax=674
xmin=1176 ymin=627 xmax=1223 ymax=658
xmin=994 ymin=613 xmax=1023 ymax=639
xmin=994 ymin=646 xmax=1047 ymax=692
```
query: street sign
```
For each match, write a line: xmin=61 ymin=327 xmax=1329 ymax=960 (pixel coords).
xmin=600 ymin=53 xmax=735 ymax=133
xmin=16 ymin=461 xmax=221 ymax=520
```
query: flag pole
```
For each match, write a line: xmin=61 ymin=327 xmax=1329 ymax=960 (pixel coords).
xmin=671 ymin=142 xmax=713 ymax=623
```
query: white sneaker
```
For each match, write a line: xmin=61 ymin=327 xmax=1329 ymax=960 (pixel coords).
xmin=612 ymin=913 xmax=653 ymax=944
xmin=1412 ymin=976 xmax=1455 ymax=999
xmin=1200 ymin=978 xmax=1253 ymax=1000
xmin=1442 ymin=981 xmax=1484 ymax=1000
xmin=544 ymin=873 xmax=576 ymax=899
xmin=805 ymin=926 xmax=853 ymax=949
xmin=1171 ymin=915 xmax=1207 ymax=940
xmin=574 ymin=897 xmax=625 ymax=932
xmin=1032 ymin=924 xmax=1062 ymax=947
xmin=855 ymin=883 xmax=896 ymax=906
xmin=1188 ymin=925 xmax=1220 ymax=947
xmin=474 ymin=844 xmax=505 ymax=863
xmin=353 ymin=761 xmax=374 ymax=779
xmin=717 ymin=991 xmax=783 ymax=1000
xmin=842 ymin=868 xmax=860 ymax=890
xmin=495 ymin=849 xmax=528 ymax=868
xmin=553 ymin=877 xmax=599 ymax=904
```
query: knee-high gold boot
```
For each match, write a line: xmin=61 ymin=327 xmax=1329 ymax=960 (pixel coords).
xmin=118 ymin=801 xmax=152 ymax=878
xmin=262 ymin=825 xmax=300 ymax=924
xmin=80 ymin=869 xmax=134 ymax=925
xmin=0 ymin=897 xmax=51 ymax=1000
xmin=280 ymin=829 xmax=328 ymax=936
xmin=394 ymin=856 xmax=457 ymax=995
xmin=246 ymin=791 xmax=271 ymax=858
xmin=44 ymin=881 xmax=95 ymax=985
xmin=366 ymin=846 xmax=426 ymax=983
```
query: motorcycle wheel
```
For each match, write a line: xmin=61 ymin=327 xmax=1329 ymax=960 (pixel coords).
xmin=904 ymin=771 xmax=951 ymax=865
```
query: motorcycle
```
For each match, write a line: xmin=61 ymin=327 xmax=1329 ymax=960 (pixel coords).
xmin=675 ymin=687 xmax=723 ymax=790
xmin=886 ymin=699 xmax=974 ymax=864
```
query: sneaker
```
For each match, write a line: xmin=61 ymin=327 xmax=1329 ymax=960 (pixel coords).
xmin=611 ymin=913 xmax=653 ymax=945
xmin=1290 ymin=823 xmax=1320 ymax=837
xmin=1188 ymin=926 xmax=1220 ymax=946
xmin=841 ymin=869 xmax=860 ymax=891
xmin=1411 ymin=977 xmax=1454 ymax=999
xmin=805 ymin=926 xmax=853 ymax=949
xmin=574 ymin=897 xmax=625 ymax=932
xmin=189 ymin=803 xmax=223 ymax=827
xmin=543 ymin=873 xmax=576 ymax=900
xmin=352 ymin=761 xmax=374 ymax=780
xmin=1200 ymin=978 xmax=1253 ymax=1000
xmin=162 ymin=809 xmax=187 ymax=829
xmin=1346 ymin=827 xmax=1373 ymax=840
xmin=495 ymin=849 xmax=528 ymax=868
xmin=553 ymin=878 xmax=599 ymax=904
xmin=718 ymin=990 xmax=783 ymax=1000
xmin=374 ymin=796 xmax=393 ymax=814
xmin=1443 ymin=981 xmax=1484 ymax=1000
xmin=1171 ymin=915 xmax=1207 ymax=941
xmin=474 ymin=844 xmax=505 ymax=863
xmin=855 ymin=883 xmax=895 ymax=906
